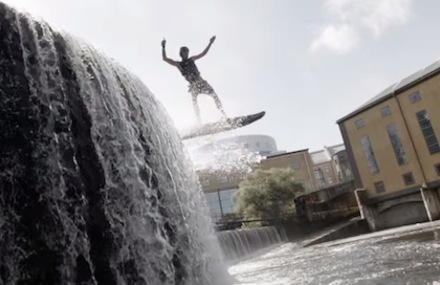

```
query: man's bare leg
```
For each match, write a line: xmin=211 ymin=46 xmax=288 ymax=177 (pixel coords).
xmin=191 ymin=92 xmax=202 ymax=125
xmin=210 ymin=92 xmax=227 ymax=119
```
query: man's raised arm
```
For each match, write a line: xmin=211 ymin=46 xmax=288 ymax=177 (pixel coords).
xmin=161 ymin=39 xmax=179 ymax=66
xmin=191 ymin=36 xmax=216 ymax=61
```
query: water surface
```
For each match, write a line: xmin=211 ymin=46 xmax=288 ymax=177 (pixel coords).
xmin=229 ymin=222 xmax=440 ymax=285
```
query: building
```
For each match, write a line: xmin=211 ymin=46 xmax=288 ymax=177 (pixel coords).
xmin=199 ymin=144 xmax=354 ymax=222
xmin=261 ymin=149 xmax=317 ymax=193
xmin=199 ymin=144 xmax=358 ymax=224
xmin=200 ymin=171 xmax=244 ymax=223
xmin=337 ymin=59 xmax=440 ymax=231
xmin=332 ymin=148 xmax=354 ymax=183
xmin=197 ymin=134 xmax=281 ymax=223
xmin=310 ymin=148 xmax=337 ymax=189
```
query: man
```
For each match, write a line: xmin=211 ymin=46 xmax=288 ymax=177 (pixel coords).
xmin=161 ymin=36 xmax=227 ymax=125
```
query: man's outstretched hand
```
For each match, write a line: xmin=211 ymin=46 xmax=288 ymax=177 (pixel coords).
xmin=209 ymin=36 xmax=216 ymax=45
xmin=161 ymin=39 xmax=166 ymax=48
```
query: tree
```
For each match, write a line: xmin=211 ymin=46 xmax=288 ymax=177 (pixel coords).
xmin=234 ymin=167 xmax=304 ymax=225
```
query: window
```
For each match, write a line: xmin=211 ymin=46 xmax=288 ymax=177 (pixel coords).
xmin=314 ymin=169 xmax=324 ymax=180
xmin=374 ymin=181 xmax=385 ymax=193
xmin=361 ymin=136 xmax=380 ymax=175
xmin=416 ymin=110 xmax=440 ymax=154
xmin=355 ymin=119 xmax=365 ymax=129
xmin=220 ymin=176 xmax=228 ymax=183
xmin=380 ymin=106 xmax=391 ymax=117
xmin=402 ymin=172 xmax=415 ymax=186
xmin=409 ymin=91 xmax=421 ymax=104
xmin=387 ymin=123 xmax=408 ymax=165
xmin=292 ymin=162 xmax=301 ymax=170
xmin=218 ymin=189 xmax=238 ymax=215
xmin=435 ymin=163 xmax=440 ymax=176
xmin=324 ymin=166 xmax=330 ymax=173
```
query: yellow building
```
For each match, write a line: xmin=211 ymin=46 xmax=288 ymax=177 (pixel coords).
xmin=337 ymin=60 xmax=440 ymax=230
xmin=309 ymin=145 xmax=346 ymax=190
xmin=260 ymin=149 xmax=316 ymax=193
xmin=198 ymin=146 xmax=356 ymax=223
xmin=198 ymin=149 xmax=316 ymax=223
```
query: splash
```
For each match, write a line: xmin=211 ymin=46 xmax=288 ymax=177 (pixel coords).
xmin=185 ymin=134 xmax=264 ymax=175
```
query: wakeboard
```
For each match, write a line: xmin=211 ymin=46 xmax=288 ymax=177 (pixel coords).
xmin=181 ymin=111 xmax=265 ymax=140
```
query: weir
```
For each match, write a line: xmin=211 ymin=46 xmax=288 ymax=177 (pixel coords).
xmin=0 ymin=3 xmax=228 ymax=284
xmin=217 ymin=226 xmax=287 ymax=261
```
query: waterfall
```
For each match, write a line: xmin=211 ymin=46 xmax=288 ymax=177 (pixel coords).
xmin=217 ymin=226 xmax=288 ymax=261
xmin=0 ymin=3 xmax=229 ymax=284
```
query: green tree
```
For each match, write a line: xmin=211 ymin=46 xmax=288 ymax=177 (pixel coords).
xmin=234 ymin=167 xmax=303 ymax=226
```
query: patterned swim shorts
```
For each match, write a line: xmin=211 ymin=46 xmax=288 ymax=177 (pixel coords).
xmin=188 ymin=77 xmax=215 ymax=95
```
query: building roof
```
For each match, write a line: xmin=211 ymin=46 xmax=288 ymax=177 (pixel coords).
xmin=309 ymin=143 xmax=345 ymax=164
xmin=326 ymin=143 xmax=346 ymax=156
xmin=265 ymin=149 xmax=308 ymax=159
xmin=337 ymin=59 xmax=440 ymax=124
xmin=310 ymin=150 xmax=330 ymax=165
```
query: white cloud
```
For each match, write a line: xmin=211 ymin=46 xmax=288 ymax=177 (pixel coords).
xmin=311 ymin=0 xmax=412 ymax=54
xmin=310 ymin=24 xmax=359 ymax=54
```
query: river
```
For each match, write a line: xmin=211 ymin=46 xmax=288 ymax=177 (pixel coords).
xmin=229 ymin=221 xmax=440 ymax=285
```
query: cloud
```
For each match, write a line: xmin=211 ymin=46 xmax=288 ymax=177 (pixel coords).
xmin=311 ymin=0 xmax=412 ymax=54
xmin=310 ymin=24 xmax=359 ymax=54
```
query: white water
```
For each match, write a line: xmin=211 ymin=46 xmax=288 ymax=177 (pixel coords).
xmin=186 ymin=135 xmax=264 ymax=175
xmin=229 ymin=221 xmax=440 ymax=285
xmin=217 ymin=226 xmax=288 ymax=261
xmin=0 ymin=3 xmax=230 ymax=284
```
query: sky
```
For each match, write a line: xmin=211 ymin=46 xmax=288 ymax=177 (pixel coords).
xmin=4 ymin=0 xmax=440 ymax=152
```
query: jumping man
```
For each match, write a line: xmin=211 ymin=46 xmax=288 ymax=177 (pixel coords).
xmin=161 ymin=36 xmax=227 ymax=125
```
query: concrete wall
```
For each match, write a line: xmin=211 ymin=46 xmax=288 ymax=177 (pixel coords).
xmin=355 ymin=187 xmax=440 ymax=231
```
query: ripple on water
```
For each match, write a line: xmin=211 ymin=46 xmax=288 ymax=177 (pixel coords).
xmin=229 ymin=226 xmax=440 ymax=285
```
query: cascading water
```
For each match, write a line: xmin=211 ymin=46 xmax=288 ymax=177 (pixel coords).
xmin=0 ymin=3 xmax=230 ymax=284
xmin=217 ymin=226 xmax=288 ymax=261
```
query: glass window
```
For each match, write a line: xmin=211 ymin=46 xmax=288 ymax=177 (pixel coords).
xmin=380 ymin=106 xmax=391 ymax=117
xmin=218 ymin=188 xmax=238 ymax=215
xmin=402 ymin=172 xmax=415 ymax=186
xmin=387 ymin=123 xmax=408 ymax=165
xmin=374 ymin=181 xmax=385 ymax=193
xmin=416 ymin=110 xmax=440 ymax=155
xmin=409 ymin=91 xmax=421 ymax=104
xmin=355 ymin=119 xmax=365 ymax=129
xmin=292 ymin=162 xmax=301 ymax=170
xmin=361 ymin=136 xmax=380 ymax=175
xmin=204 ymin=192 xmax=222 ymax=219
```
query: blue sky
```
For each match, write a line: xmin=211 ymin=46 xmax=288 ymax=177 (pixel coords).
xmin=5 ymin=0 xmax=440 ymax=152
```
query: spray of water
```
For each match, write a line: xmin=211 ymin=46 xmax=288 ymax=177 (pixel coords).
xmin=185 ymin=134 xmax=264 ymax=176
